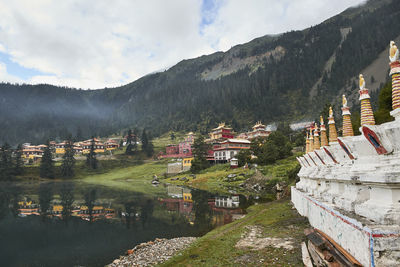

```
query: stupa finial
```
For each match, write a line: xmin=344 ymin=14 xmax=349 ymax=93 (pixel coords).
xmin=359 ymin=74 xmax=375 ymax=126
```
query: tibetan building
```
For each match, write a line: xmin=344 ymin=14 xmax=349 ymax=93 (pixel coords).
xmin=206 ymin=123 xmax=234 ymax=143
xmin=213 ymin=138 xmax=250 ymax=163
xmin=247 ymin=121 xmax=271 ymax=140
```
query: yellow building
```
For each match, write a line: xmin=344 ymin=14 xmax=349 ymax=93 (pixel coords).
xmin=81 ymin=138 xmax=106 ymax=154
xmin=55 ymin=142 xmax=66 ymax=154
xmin=105 ymin=140 xmax=119 ymax=151
xmin=22 ymin=147 xmax=44 ymax=160
xmin=183 ymin=192 xmax=192 ymax=202
xmin=182 ymin=157 xmax=194 ymax=168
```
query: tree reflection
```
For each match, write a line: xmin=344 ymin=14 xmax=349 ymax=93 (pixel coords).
xmin=192 ymin=190 xmax=211 ymax=230
xmin=140 ymin=199 xmax=154 ymax=228
xmin=39 ymin=183 xmax=53 ymax=221
xmin=84 ymin=188 xmax=97 ymax=223
xmin=0 ymin=189 xmax=8 ymax=221
xmin=60 ymin=183 xmax=74 ymax=223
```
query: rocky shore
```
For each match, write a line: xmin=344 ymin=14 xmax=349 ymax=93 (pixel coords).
xmin=107 ymin=237 xmax=197 ymax=267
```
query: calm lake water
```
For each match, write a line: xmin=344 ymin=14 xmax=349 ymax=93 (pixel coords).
xmin=0 ymin=180 xmax=252 ymax=266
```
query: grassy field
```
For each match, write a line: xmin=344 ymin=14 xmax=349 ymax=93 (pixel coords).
xmin=163 ymin=154 xmax=300 ymax=196
xmin=77 ymin=160 xmax=168 ymax=195
xmin=159 ymin=199 xmax=309 ymax=267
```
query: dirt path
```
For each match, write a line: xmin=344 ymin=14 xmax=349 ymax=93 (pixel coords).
xmin=210 ymin=201 xmax=275 ymax=240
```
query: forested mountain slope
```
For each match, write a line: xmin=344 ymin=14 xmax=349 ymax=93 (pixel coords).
xmin=1 ymin=0 xmax=399 ymax=145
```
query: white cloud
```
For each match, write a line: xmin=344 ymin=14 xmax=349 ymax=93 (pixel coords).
xmin=202 ymin=0 xmax=366 ymax=51
xmin=0 ymin=0 xmax=366 ymax=88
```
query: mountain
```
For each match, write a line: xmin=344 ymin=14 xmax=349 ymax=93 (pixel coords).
xmin=1 ymin=0 xmax=400 ymax=145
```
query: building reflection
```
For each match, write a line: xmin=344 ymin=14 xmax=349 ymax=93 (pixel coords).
xmin=13 ymin=184 xmax=246 ymax=227
xmin=160 ymin=185 xmax=245 ymax=227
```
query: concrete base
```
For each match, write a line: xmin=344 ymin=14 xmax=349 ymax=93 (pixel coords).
xmin=292 ymin=187 xmax=400 ymax=267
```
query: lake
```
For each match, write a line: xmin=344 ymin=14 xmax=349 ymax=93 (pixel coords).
xmin=0 ymin=180 xmax=252 ymax=266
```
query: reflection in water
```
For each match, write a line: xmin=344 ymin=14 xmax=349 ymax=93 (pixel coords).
xmin=84 ymin=188 xmax=97 ymax=223
xmin=39 ymin=183 xmax=53 ymax=220
xmin=60 ymin=182 xmax=74 ymax=223
xmin=0 ymin=182 xmax=251 ymax=267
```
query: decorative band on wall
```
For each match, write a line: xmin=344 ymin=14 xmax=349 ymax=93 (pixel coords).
xmin=306 ymin=153 xmax=317 ymax=166
xmin=361 ymin=126 xmax=388 ymax=155
xmin=323 ymin=147 xmax=338 ymax=164
xmin=302 ymin=156 xmax=311 ymax=167
xmin=337 ymin=138 xmax=355 ymax=160
xmin=314 ymin=151 xmax=325 ymax=165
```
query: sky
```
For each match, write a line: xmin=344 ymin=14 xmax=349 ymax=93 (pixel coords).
xmin=0 ymin=0 xmax=366 ymax=89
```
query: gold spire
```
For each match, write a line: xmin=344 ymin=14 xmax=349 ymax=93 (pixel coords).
xmin=359 ymin=74 xmax=375 ymax=126
xmin=305 ymin=132 xmax=310 ymax=153
xmin=313 ymin=123 xmax=320 ymax=150
xmin=328 ymin=106 xmax=338 ymax=144
xmin=389 ymin=41 xmax=400 ymax=112
xmin=309 ymin=127 xmax=314 ymax=152
xmin=342 ymin=94 xmax=354 ymax=137
xmin=320 ymin=115 xmax=328 ymax=147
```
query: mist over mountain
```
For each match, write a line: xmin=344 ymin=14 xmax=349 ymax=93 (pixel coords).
xmin=1 ymin=0 xmax=399 ymax=145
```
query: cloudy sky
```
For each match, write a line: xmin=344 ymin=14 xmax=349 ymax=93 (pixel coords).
xmin=0 ymin=0 xmax=365 ymax=89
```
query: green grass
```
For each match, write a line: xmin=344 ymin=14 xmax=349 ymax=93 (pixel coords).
xmin=76 ymin=160 xmax=168 ymax=196
xmin=163 ymin=164 xmax=254 ymax=195
xmin=164 ymin=154 xmax=301 ymax=196
xmin=159 ymin=199 xmax=309 ymax=267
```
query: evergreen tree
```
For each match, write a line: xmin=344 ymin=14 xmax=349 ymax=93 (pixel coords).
xmin=61 ymin=137 xmax=75 ymax=178
xmin=236 ymin=149 xmax=252 ymax=167
xmin=374 ymin=81 xmax=394 ymax=124
xmin=141 ymin=129 xmax=154 ymax=157
xmin=14 ymin=144 xmax=24 ymax=175
xmin=86 ymin=137 xmax=98 ymax=169
xmin=125 ymin=129 xmax=134 ymax=155
xmin=0 ymin=143 xmax=14 ymax=180
xmin=40 ymin=141 xmax=55 ymax=178
xmin=190 ymin=135 xmax=210 ymax=173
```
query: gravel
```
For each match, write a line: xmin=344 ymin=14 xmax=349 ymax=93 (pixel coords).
xmin=107 ymin=237 xmax=197 ymax=267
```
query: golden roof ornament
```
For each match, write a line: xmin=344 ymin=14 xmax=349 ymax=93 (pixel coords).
xmin=359 ymin=74 xmax=365 ymax=90
xmin=329 ymin=106 xmax=333 ymax=117
xmin=390 ymin=41 xmax=399 ymax=63
xmin=320 ymin=115 xmax=324 ymax=125
xmin=342 ymin=94 xmax=348 ymax=107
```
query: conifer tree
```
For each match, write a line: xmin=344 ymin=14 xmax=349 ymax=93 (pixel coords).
xmin=141 ymin=129 xmax=154 ymax=157
xmin=40 ymin=141 xmax=55 ymax=178
xmin=125 ymin=129 xmax=134 ymax=155
xmin=0 ymin=143 xmax=14 ymax=180
xmin=61 ymin=137 xmax=75 ymax=178
xmin=190 ymin=135 xmax=210 ymax=173
xmin=86 ymin=137 xmax=98 ymax=169
xmin=14 ymin=144 xmax=24 ymax=175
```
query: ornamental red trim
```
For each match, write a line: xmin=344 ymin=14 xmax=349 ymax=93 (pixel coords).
xmin=361 ymin=126 xmax=388 ymax=155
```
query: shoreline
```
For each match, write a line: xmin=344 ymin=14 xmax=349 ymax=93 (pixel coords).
xmin=107 ymin=237 xmax=197 ymax=267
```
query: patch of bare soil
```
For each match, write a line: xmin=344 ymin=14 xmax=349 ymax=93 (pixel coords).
xmin=235 ymin=225 xmax=295 ymax=250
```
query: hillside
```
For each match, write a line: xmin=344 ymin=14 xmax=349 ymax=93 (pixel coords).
xmin=1 ymin=0 xmax=400 ymax=145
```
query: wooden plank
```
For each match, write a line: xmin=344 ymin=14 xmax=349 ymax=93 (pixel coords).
xmin=308 ymin=240 xmax=328 ymax=267
xmin=302 ymin=242 xmax=314 ymax=267
xmin=307 ymin=231 xmax=326 ymax=250
xmin=315 ymin=229 xmax=363 ymax=267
